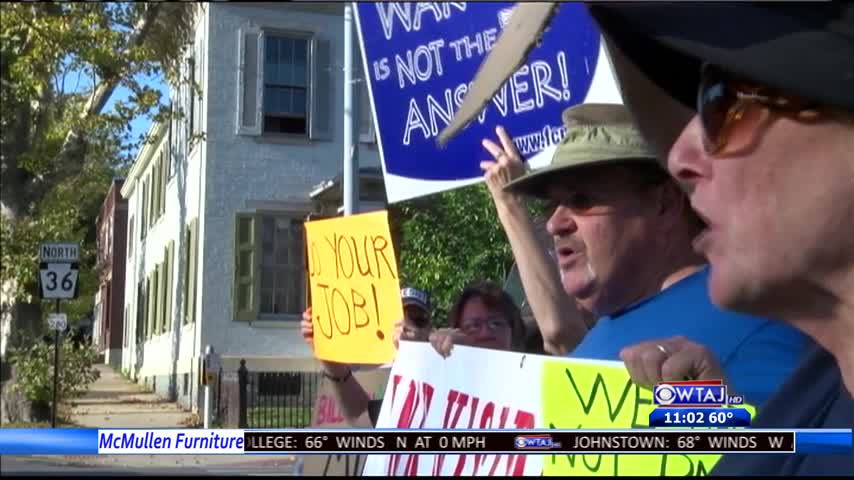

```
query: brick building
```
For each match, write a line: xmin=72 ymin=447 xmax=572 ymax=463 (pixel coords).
xmin=93 ymin=178 xmax=128 ymax=366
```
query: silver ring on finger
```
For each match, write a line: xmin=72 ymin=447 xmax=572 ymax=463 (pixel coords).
xmin=656 ymin=344 xmax=671 ymax=358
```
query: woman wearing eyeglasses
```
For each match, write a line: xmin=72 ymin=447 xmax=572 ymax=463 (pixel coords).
xmin=429 ymin=281 xmax=528 ymax=358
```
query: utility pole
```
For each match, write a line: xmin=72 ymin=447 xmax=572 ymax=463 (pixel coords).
xmin=343 ymin=3 xmax=360 ymax=216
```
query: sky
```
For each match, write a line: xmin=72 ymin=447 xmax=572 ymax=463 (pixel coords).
xmin=107 ymin=73 xmax=171 ymax=163
xmin=64 ymin=64 xmax=170 ymax=165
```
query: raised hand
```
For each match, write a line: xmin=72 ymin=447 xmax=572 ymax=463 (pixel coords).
xmin=480 ymin=125 xmax=527 ymax=208
xmin=619 ymin=336 xmax=726 ymax=388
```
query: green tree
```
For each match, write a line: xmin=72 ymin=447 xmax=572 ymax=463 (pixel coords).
xmin=393 ymin=185 xmax=515 ymax=325
xmin=0 ymin=3 xmax=196 ymax=342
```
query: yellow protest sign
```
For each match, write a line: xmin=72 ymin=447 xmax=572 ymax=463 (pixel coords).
xmin=541 ymin=360 xmax=756 ymax=476
xmin=305 ymin=210 xmax=402 ymax=364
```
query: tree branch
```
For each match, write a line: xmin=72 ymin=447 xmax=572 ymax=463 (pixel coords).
xmin=52 ymin=3 xmax=163 ymax=168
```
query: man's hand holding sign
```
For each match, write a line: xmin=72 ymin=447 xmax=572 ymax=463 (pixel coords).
xmin=305 ymin=210 xmax=403 ymax=365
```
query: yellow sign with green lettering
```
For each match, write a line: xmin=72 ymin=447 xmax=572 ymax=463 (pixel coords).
xmin=541 ymin=360 xmax=756 ymax=476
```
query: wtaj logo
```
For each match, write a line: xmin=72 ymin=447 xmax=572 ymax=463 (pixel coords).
xmin=653 ymin=380 xmax=743 ymax=406
xmin=514 ymin=435 xmax=561 ymax=450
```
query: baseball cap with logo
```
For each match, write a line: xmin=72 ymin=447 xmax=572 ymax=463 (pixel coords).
xmin=504 ymin=103 xmax=659 ymax=198
xmin=401 ymin=287 xmax=431 ymax=313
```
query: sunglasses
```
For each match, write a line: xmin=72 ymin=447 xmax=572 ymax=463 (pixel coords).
xmin=541 ymin=174 xmax=668 ymax=219
xmin=697 ymin=64 xmax=817 ymax=154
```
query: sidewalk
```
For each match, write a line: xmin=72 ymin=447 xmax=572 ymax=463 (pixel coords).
xmin=69 ymin=364 xmax=192 ymax=428
xmin=34 ymin=364 xmax=298 ymax=472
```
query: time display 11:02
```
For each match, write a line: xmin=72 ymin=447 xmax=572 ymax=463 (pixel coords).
xmin=650 ymin=408 xmax=751 ymax=428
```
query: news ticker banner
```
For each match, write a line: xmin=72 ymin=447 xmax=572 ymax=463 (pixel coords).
xmin=303 ymin=367 xmax=391 ymax=476
xmin=0 ymin=429 xmax=850 ymax=456
xmin=364 ymin=342 xmax=766 ymax=476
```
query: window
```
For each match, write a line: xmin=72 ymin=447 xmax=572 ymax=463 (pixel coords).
xmin=260 ymin=216 xmax=304 ymax=315
xmin=263 ymin=35 xmax=309 ymax=135
xmin=233 ymin=213 xmax=305 ymax=321
xmin=238 ymin=29 xmax=324 ymax=140
xmin=237 ymin=27 xmax=375 ymax=142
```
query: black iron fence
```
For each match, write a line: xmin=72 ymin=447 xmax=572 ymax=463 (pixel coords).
xmin=216 ymin=359 xmax=322 ymax=428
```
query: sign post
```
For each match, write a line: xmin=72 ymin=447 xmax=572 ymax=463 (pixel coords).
xmin=39 ymin=242 xmax=79 ymax=428
xmin=50 ymin=302 xmax=62 ymax=428
xmin=202 ymin=345 xmax=221 ymax=429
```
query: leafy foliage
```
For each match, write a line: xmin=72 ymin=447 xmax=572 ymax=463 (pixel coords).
xmin=0 ymin=2 xmax=195 ymax=331
xmin=393 ymin=185 xmax=516 ymax=326
xmin=6 ymin=333 xmax=101 ymax=404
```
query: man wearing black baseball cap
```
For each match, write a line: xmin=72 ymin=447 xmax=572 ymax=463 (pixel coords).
xmin=445 ymin=2 xmax=854 ymax=475
xmin=399 ymin=286 xmax=433 ymax=340
xmin=585 ymin=4 xmax=854 ymax=476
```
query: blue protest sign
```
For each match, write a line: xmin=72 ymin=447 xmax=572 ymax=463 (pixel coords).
xmin=355 ymin=2 xmax=621 ymax=203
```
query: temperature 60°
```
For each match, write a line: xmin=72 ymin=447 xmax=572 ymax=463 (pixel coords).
xmin=305 ymin=436 xmax=329 ymax=449
xmin=708 ymin=411 xmax=735 ymax=424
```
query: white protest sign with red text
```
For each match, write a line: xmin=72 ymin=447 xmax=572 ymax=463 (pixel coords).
xmin=363 ymin=341 xmax=544 ymax=476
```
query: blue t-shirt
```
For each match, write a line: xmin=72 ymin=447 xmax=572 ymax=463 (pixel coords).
xmin=569 ymin=266 xmax=808 ymax=406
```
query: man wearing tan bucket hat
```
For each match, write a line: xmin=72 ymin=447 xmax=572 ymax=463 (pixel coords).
xmin=486 ymin=102 xmax=806 ymax=406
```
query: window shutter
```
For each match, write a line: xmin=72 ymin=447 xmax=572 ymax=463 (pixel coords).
xmin=147 ymin=173 xmax=155 ymax=229
xmin=153 ymin=165 xmax=160 ymax=222
xmin=185 ymin=218 xmax=199 ymax=324
xmin=309 ymin=36 xmax=333 ymax=141
xmin=155 ymin=263 xmax=163 ymax=336
xmin=141 ymin=181 xmax=148 ymax=237
xmin=355 ymin=44 xmax=375 ymax=144
xmin=157 ymin=153 xmax=164 ymax=217
xmin=237 ymin=26 xmax=263 ymax=136
xmin=233 ymin=213 xmax=259 ymax=321
xmin=127 ymin=217 xmax=134 ymax=258
xmin=147 ymin=273 xmax=156 ymax=338
xmin=142 ymin=279 xmax=148 ymax=339
xmin=164 ymin=242 xmax=173 ymax=333
xmin=136 ymin=282 xmax=144 ymax=342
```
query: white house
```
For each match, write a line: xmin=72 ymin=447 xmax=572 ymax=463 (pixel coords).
xmin=120 ymin=3 xmax=381 ymax=411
